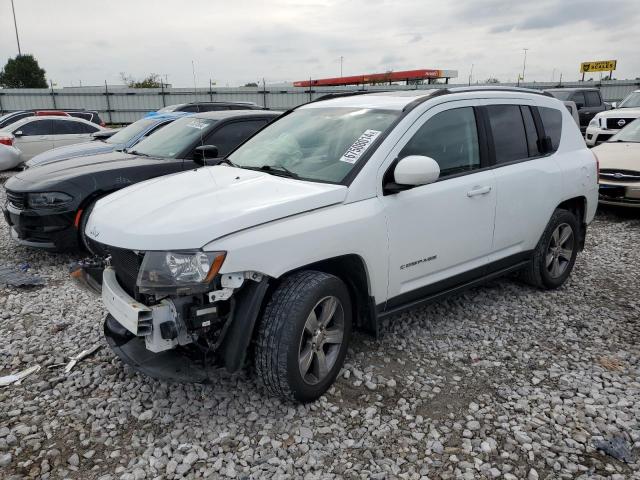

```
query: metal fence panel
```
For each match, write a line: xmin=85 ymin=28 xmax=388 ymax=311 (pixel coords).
xmin=1 ymin=79 xmax=638 ymax=124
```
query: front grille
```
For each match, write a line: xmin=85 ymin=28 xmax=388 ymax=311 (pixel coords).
xmin=600 ymin=169 xmax=640 ymax=181
xmin=606 ymin=118 xmax=636 ymax=130
xmin=110 ymin=248 xmax=144 ymax=297
xmin=6 ymin=191 xmax=26 ymax=210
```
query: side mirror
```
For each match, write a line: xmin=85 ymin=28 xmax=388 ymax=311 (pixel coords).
xmin=91 ymin=130 xmax=116 ymax=140
xmin=13 ymin=130 xmax=23 ymax=137
xmin=193 ymin=145 xmax=219 ymax=166
xmin=385 ymin=155 xmax=440 ymax=194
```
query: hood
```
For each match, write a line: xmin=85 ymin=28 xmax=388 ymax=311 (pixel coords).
xmin=7 ymin=151 xmax=174 ymax=192
xmin=86 ymin=165 xmax=348 ymax=250
xmin=25 ymin=140 xmax=121 ymax=168
xmin=594 ymin=107 xmax=640 ymax=119
xmin=593 ymin=142 xmax=640 ymax=170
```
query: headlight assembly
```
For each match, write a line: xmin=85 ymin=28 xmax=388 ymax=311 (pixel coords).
xmin=588 ymin=118 xmax=599 ymax=128
xmin=27 ymin=192 xmax=73 ymax=209
xmin=137 ymin=251 xmax=226 ymax=294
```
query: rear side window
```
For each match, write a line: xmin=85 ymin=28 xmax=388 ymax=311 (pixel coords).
xmin=585 ymin=91 xmax=601 ymax=107
xmin=538 ymin=107 xmax=563 ymax=151
xmin=53 ymin=120 xmax=98 ymax=134
xmin=0 ymin=112 xmax=31 ymax=128
xmin=486 ymin=105 xmax=528 ymax=164
xmin=203 ymin=119 xmax=268 ymax=156
xmin=399 ymin=107 xmax=480 ymax=177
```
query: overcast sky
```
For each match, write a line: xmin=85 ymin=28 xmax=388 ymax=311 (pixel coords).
xmin=1 ymin=0 xmax=638 ymax=87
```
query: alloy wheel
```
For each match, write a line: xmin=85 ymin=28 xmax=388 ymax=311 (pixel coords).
xmin=546 ymin=223 xmax=574 ymax=278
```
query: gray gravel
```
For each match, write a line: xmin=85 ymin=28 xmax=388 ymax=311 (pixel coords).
xmin=1 ymin=169 xmax=639 ymax=479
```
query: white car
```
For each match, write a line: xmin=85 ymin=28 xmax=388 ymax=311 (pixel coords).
xmin=585 ymin=89 xmax=640 ymax=146
xmin=79 ymin=87 xmax=598 ymax=402
xmin=0 ymin=115 xmax=107 ymax=161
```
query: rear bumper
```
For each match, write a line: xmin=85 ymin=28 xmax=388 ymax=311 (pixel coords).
xmin=2 ymin=202 xmax=79 ymax=250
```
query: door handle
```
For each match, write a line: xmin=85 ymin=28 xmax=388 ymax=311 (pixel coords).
xmin=467 ymin=186 xmax=492 ymax=197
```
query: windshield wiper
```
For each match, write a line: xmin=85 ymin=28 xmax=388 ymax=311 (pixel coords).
xmin=242 ymin=164 xmax=300 ymax=179
xmin=127 ymin=150 xmax=149 ymax=157
xmin=215 ymin=158 xmax=237 ymax=167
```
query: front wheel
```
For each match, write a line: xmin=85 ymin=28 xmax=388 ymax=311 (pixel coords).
xmin=522 ymin=208 xmax=579 ymax=289
xmin=254 ymin=271 xmax=352 ymax=402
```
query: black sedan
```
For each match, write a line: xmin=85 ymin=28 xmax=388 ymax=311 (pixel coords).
xmin=2 ymin=110 xmax=279 ymax=251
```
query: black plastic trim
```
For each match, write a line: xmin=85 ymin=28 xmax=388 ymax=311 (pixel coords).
xmin=378 ymin=251 xmax=533 ymax=318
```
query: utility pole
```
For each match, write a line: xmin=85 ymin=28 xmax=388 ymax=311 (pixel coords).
xmin=521 ymin=48 xmax=529 ymax=84
xmin=340 ymin=56 xmax=344 ymax=77
xmin=468 ymin=63 xmax=474 ymax=86
xmin=11 ymin=0 xmax=22 ymax=56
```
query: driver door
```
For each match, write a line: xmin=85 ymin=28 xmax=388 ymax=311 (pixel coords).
xmin=379 ymin=101 xmax=497 ymax=310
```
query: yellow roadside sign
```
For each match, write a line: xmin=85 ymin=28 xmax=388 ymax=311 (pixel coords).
xmin=580 ymin=60 xmax=617 ymax=73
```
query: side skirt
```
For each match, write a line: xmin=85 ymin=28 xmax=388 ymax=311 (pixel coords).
xmin=377 ymin=252 xmax=532 ymax=320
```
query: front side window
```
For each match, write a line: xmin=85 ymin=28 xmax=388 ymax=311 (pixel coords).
xmin=203 ymin=120 xmax=267 ymax=157
xmin=131 ymin=116 xmax=218 ymax=158
xmin=572 ymin=92 xmax=586 ymax=107
xmin=228 ymin=107 xmax=400 ymax=183
xmin=15 ymin=120 xmax=53 ymax=136
xmin=53 ymin=120 xmax=98 ymax=134
xmin=486 ymin=105 xmax=529 ymax=164
xmin=399 ymin=107 xmax=480 ymax=177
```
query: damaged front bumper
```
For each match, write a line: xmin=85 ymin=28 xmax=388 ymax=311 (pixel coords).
xmin=73 ymin=262 xmax=269 ymax=381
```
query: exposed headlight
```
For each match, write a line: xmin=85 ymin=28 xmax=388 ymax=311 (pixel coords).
xmin=27 ymin=192 xmax=73 ymax=208
xmin=137 ymin=251 xmax=226 ymax=294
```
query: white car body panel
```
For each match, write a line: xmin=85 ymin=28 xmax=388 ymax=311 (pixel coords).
xmin=88 ymin=88 xmax=598 ymax=308
xmin=0 ymin=143 xmax=23 ymax=171
xmin=87 ymin=165 xmax=348 ymax=251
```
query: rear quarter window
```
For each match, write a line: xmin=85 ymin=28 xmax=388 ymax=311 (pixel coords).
xmin=538 ymin=107 xmax=563 ymax=152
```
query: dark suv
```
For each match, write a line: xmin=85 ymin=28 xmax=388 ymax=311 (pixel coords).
xmin=156 ymin=102 xmax=265 ymax=113
xmin=545 ymin=88 xmax=606 ymax=132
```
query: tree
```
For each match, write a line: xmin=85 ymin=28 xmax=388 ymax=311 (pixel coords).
xmin=485 ymin=77 xmax=500 ymax=84
xmin=120 ymin=72 xmax=162 ymax=88
xmin=244 ymin=82 xmax=259 ymax=87
xmin=0 ymin=54 xmax=47 ymax=88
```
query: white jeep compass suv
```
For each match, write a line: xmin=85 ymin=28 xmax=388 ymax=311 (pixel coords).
xmin=77 ymin=87 xmax=598 ymax=402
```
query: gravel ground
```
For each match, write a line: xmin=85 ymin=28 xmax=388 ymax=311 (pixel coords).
xmin=1 ymin=169 xmax=639 ymax=480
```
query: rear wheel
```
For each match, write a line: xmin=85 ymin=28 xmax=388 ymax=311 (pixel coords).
xmin=254 ymin=270 xmax=352 ymax=402
xmin=522 ymin=209 xmax=579 ymax=289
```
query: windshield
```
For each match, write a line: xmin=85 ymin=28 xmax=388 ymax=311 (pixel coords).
xmin=228 ymin=107 xmax=400 ymax=183
xmin=105 ymin=118 xmax=164 ymax=145
xmin=609 ymin=118 xmax=640 ymax=143
xmin=131 ymin=116 xmax=216 ymax=158
xmin=618 ymin=92 xmax=640 ymax=108
xmin=547 ymin=91 xmax=573 ymax=101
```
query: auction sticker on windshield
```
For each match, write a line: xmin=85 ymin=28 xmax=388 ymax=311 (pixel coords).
xmin=340 ymin=129 xmax=382 ymax=164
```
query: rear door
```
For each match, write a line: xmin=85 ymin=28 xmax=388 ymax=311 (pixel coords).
xmin=52 ymin=119 xmax=99 ymax=148
xmin=486 ymin=102 xmax=563 ymax=265
xmin=12 ymin=119 xmax=54 ymax=159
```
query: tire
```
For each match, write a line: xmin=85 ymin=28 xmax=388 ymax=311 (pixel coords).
xmin=255 ymin=270 xmax=352 ymax=402
xmin=522 ymin=208 xmax=579 ymax=289
xmin=79 ymin=198 xmax=105 ymax=255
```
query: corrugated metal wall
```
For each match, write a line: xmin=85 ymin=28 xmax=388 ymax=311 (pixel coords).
xmin=1 ymin=80 xmax=638 ymax=124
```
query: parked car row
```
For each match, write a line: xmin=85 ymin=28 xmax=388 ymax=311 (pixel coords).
xmin=1 ymin=87 xmax=636 ymax=402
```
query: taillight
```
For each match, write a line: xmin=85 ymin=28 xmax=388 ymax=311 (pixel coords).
xmin=593 ymin=150 xmax=600 ymax=178
xmin=0 ymin=136 xmax=13 ymax=147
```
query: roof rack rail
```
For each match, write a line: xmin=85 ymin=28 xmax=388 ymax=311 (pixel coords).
xmin=402 ymin=88 xmax=451 ymax=112
xmin=448 ymin=86 xmax=553 ymax=97
xmin=311 ymin=91 xmax=389 ymax=103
